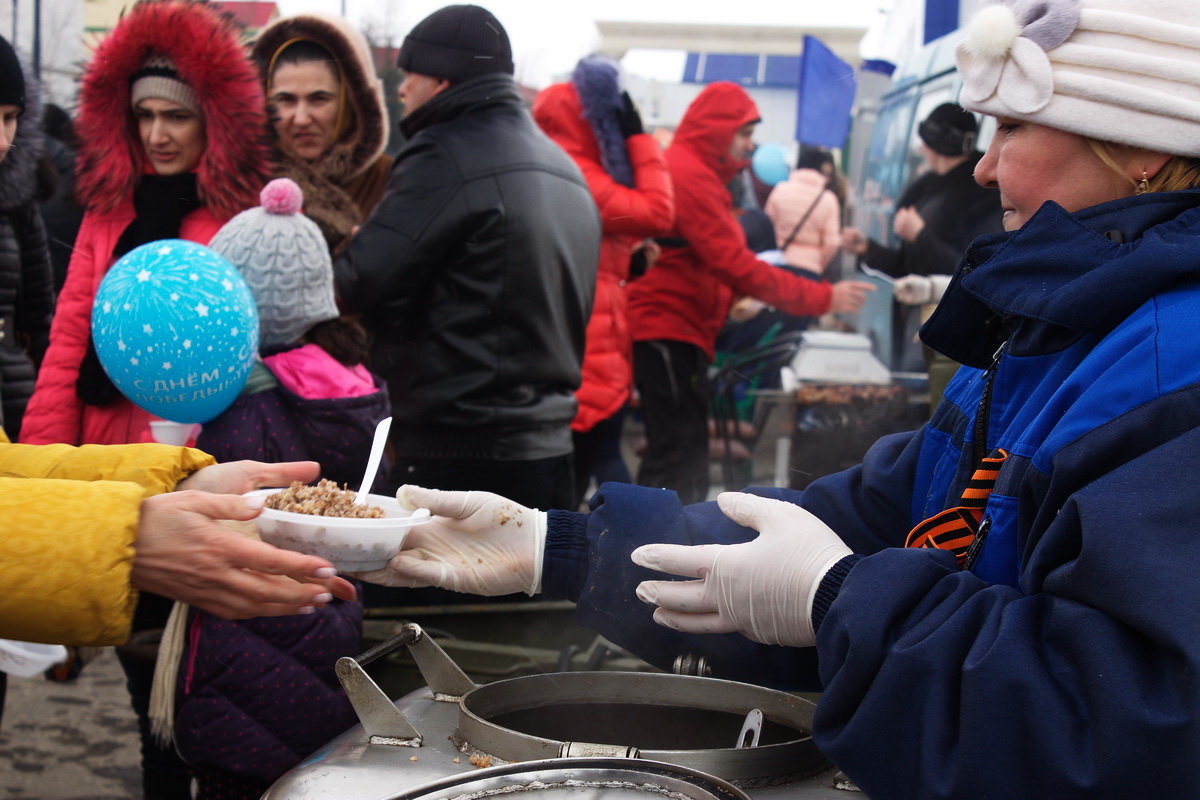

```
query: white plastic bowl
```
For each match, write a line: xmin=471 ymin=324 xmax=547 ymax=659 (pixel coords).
xmin=244 ymin=488 xmax=431 ymax=572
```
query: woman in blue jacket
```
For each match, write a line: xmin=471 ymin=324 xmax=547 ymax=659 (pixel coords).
xmin=356 ymin=1 xmax=1200 ymax=797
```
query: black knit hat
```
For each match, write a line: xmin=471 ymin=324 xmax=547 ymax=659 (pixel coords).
xmin=918 ymin=103 xmax=978 ymax=156
xmin=396 ymin=4 xmax=513 ymax=83
xmin=0 ymin=34 xmax=26 ymax=109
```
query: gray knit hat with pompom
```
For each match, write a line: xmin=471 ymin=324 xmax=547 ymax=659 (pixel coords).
xmin=207 ymin=178 xmax=339 ymax=349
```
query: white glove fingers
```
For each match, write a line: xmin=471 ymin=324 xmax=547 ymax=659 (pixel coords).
xmin=631 ymin=543 xmax=723 ymax=578
xmin=397 ymin=484 xmax=481 ymax=518
xmin=384 ymin=554 xmax=451 ymax=588
xmin=717 ymin=492 xmax=825 ymax=541
xmin=636 ymin=578 xmax=716 ymax=614
xmin=651 ymin=607 xmax=737 ymax=635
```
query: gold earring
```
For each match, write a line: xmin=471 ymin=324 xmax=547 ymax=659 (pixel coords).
xmin=1135 ymin=169 xmax=1150 ymax=195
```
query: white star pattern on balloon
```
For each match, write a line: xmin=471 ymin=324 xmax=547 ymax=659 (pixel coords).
xmin=90 ymin=239 xmax=259 ymax=423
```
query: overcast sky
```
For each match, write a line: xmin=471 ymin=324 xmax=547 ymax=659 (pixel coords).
xmin=275 ymin=0 xmax=892 ymax=87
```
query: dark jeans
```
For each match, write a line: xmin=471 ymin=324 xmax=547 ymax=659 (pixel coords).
xmin=633 ymin=339 xmax=711 ymax=505
xmin=572 ymin=406 xmax=632 ymax=508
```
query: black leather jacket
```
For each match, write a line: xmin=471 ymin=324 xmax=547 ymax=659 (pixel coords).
xmin=334 ymin=74 xmax=600 ymax=460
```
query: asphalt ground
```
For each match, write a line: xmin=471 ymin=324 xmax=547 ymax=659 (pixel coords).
xmin=1 ymin=648 xmax=142 ymax=798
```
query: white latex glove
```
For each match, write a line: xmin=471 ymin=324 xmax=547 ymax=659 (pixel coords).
xmin=351 ymin=485 xmax=547 ymax=596
xmin=631 ymin=492 xmax=852 ymax=647
xmin=894 ymin=274 xmax=951 ymax=306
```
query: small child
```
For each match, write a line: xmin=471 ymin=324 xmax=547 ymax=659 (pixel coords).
xmin=167 ymin=179 xmax=389 ymax=799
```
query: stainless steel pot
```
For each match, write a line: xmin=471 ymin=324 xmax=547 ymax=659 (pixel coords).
xmin=264 ymin=624 xmax=851 ymax=800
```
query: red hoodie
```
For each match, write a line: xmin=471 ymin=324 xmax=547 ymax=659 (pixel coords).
xmin=626 ymin=82 xmax=832 ymax=360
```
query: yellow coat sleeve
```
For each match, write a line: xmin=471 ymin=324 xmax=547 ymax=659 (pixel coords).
xmin=0 ymin=440 xmax=217 ymax=645
xmin=0 ymin=442 xmax=216 ymax=496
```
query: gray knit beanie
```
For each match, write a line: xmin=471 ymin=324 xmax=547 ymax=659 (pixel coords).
xmin=207 ymin=178 xmax=339 ymax=349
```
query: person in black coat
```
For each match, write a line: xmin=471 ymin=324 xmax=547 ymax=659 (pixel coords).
xmin=333 ymin=4 xmax=600 ymax=512
xmin=38 ymin=104 xmax=83 ymax=293
xmin=0 ymin=36 xmax=55 ymax=442
xmin=843 ymin=103 xmax=1002 ymax=371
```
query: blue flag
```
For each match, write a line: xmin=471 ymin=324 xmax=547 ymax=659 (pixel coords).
xmin=795 ymin=35 xmax=857 ymax=148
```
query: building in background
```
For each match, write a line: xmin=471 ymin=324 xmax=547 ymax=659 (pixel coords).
xmin=598 ymin=20 xmax=866 ymax=146
xmin=2 ymin=0 xmax=84 ymax=106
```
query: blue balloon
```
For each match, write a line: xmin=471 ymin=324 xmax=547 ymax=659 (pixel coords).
xmin=91 ymin=239 xmax=259 ymax=423
xmin=752 ymin=143 xmax=790 ymax=186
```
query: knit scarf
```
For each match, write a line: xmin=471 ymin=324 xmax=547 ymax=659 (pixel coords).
xmin=76 ymin=173 xmax=203 ymax=407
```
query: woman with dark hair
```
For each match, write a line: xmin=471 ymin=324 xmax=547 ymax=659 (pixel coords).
xmin=21 ymin=1 xmax=269 ymax=448
xmin=357 ymin=1 xmax=1200 ymax=795
xmin=252 ymin=14 xmax=393 ymax=251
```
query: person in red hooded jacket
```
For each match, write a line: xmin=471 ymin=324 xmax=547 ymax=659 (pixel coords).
xmin=20 ymin=1 xmax=269 ymax=449
xmin=532 ymin=56 xmax=675 ymax=507
xmin=626 ymin=82 xmax=873 ymax=503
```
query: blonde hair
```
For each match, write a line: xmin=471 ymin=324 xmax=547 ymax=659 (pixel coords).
xmin=1086 ymin=139 xmax=1200 ymax=194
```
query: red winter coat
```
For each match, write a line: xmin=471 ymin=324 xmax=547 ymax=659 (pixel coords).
xmin=21 ymin=204 xmax=226 ymax=445
xmin=21 ymin=1 xmax=268 ymax=445
xmin=532 ymin=83 xmax=674 ymax=433
xmin=626 ymin=82 xmax=833 ymax=360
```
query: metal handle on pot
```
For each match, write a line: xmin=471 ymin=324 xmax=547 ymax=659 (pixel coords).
xmin=559 ymin=742 xmax=642 ymax=759
xmin=336 ymin=623 xmax=478 ymax=747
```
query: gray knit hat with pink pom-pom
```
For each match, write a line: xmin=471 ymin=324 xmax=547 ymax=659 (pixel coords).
xmin=207 ymin=178 xmax=339 ymax=348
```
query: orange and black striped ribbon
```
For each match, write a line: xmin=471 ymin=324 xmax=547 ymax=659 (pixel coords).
xmin=905 ymin=449 xmax=1008 ymax=566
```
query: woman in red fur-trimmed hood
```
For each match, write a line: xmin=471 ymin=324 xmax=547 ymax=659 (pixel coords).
xmin=21 ymin=0 xmax=269 ymax=447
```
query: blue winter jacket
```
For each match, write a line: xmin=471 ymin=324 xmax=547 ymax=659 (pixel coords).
xmin=542 ymin=189 xmax=1200 ymax=799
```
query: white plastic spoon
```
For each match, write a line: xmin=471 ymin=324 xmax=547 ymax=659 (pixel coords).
xmin=354 ymin=416 xmax=392 ymax=504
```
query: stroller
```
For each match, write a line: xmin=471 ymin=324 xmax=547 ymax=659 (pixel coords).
xmin=709 ymin=324 xmax=808 ymax=492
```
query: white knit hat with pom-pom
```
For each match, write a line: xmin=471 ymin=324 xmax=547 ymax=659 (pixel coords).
xmin=956 ymin=0 xmax=1200 ymax=158
xmin=207 ymin=178 xmax=339 ymax=349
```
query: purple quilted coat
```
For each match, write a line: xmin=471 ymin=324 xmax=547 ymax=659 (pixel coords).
xmin=177 ymin=345 xmax=388 ymax=798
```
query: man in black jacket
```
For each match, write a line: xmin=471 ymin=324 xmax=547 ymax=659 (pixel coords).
xmin=842 ymin=103 xmax=1002 ymax=373
xmin=333 ymin=4 xmax=600 ymax=512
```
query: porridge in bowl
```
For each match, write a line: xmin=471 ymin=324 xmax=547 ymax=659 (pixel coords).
xmin=246 ymin=481 xmax=430 ymax=571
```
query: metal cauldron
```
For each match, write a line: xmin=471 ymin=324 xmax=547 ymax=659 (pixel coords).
xmin=263 ymin=624 xmax=850 ymax=799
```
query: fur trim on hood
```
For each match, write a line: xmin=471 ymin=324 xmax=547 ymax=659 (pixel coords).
xmin=252 ymin=13 xmax=388 ymax=183
xmin=571 ymin=56 xmax=632 ymax=187
xmin=75 ymin=1 xmax=269 ymax=219
xmin=0 ymin=51 xmax=43 ymax=211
